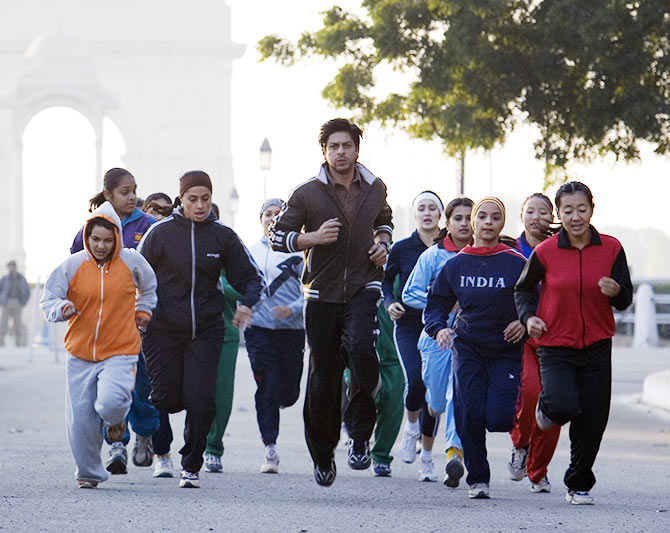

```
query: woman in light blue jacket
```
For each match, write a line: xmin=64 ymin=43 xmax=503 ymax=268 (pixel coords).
xmin=402 ymin=197 xmax=473 ymax=488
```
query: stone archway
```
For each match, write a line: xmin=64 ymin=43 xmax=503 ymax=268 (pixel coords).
xmin=0 ymin=1 xmax=244 ymax=271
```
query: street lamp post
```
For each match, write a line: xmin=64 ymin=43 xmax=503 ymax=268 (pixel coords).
xmin=259 ymin=138 xmax=272 ymax=200
xmin=228 ymin=186 xmax=239 ymax=226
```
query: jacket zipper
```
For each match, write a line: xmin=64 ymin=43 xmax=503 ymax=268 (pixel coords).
xmin=578 ymin=250 xmax=586 ymax=348
xmin=92 ymin=264 xmax=105 ymax=361
xmin=343 ymin=226 xmax=351 ymax=301
xmin=190 ymin=221 xmax=197 ymax=340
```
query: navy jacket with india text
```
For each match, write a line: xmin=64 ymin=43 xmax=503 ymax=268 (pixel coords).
xmin=424 ymin=243 xmax=527 ymax=350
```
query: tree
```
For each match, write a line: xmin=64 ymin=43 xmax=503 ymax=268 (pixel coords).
xmin=259 ymin=0 xmax=670 ymax=184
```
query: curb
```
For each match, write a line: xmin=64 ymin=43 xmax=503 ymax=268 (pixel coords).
xmin=642 ymin=370 xmax=670 ymax=411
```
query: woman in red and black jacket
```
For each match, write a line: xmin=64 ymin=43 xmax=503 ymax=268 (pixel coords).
xmin=515 ymin=181 xmax=632 ymax=506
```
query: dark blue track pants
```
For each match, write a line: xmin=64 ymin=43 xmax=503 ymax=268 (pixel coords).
xmin=453 ymin=338 xmax=522 ymax=485
xmin=245 ymin=326 xmax=305 ymax=445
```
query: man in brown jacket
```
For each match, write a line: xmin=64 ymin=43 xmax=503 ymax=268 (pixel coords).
xmin=270 ymin=118 xmax=393 ymax=486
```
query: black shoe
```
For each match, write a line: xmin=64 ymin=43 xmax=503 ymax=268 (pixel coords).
xmin=314 ymin=458 xmax=336 ymax=487
xmin=347 ymin=439 xmax=371 ymax=470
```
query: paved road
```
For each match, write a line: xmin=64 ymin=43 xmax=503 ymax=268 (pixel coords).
xmin=1 ymin=345 xmax=669 ymax=532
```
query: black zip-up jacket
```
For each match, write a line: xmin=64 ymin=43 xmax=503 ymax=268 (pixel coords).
xmin=138 ymin=208 xmax=263 ymax=338
xmin=269 ymin=163 xmax=393 ymax=304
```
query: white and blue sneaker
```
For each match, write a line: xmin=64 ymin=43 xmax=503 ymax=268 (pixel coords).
xmin=179 ymin=470 xmax=200 ymax=488
xmin=565 ymin=490 xmax=594 ymax=504
xmin=372 ymin=462 xmax=392 ymax=477
xmin=204 ymin=452 xmax=222 ymax=473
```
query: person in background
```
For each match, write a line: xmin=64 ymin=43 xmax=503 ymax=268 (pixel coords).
xmin=142 ymin=193 xmax=173 ymax=221
xmin=139 ymin=170 xmax=263 ymax=488
xmin=243 ymin=198 xmax=305 ymax=473
xmin=507 ymin=193 xmax=561 ymax=494
xmin=515 ymin=182 xmax=632 ymax=505
xmin=0 ymin=260 xmax=31 ymax=347
xmin=40 ymin=202 xmax=156 ymax=488
xmin=402 ymin=197 xmax=474 ymax=488
xmin=425 ymin=197 xmax=527 ymax=500
xmin=70 ymin=167 xmax=160 ymax=474
xmin=382 ymin=191 xmax=443 ymax=482
xmin=270 ymin=118 xmax=393 ymax=486
xmin=202 ymin=202 xmax=245 ymax=475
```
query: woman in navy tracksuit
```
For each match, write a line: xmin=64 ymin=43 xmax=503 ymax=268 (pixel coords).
xmin=515 ymin=182 xmax=632 ymax=505
xmin=382 ymin=191 xmax=443 ymax=482
xmin=425 ymin=197 xmax=527 ymax=499
xmin=138 ymin=171 xmax=263 ymax=488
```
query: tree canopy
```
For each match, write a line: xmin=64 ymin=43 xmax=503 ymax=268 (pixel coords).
xmin=259 ymin=0 xmax=670 ymax=182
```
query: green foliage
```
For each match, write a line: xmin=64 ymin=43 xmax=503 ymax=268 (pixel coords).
xmin=258 ymin=1 xmax=670 ymax=181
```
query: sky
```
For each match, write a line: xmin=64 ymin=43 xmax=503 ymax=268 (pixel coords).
xmin=20 ymin=0 xmax=670 ymax=280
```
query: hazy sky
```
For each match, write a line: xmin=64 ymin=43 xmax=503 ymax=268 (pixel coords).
xmin=20 ymin=0 xmax=670 ymax=280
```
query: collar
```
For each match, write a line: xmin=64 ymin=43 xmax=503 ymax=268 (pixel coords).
xmin=316 ymin=162 xmax=376 ymax=185
xmin=461 ymin=243 xmax=514 ymax=256
xmin=121 ymin=207 xmax=154 ymax=228
xmin=441 ymin=233 xmax=461 ymax=252
xmin=557 ymin=225 xmax=601 ymax=249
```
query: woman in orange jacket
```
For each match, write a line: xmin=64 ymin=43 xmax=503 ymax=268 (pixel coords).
xmin=41 ymin=202 xmax=157 ymax=488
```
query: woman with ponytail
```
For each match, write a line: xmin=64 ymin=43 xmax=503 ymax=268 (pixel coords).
xmin=507 ymin=193 xmax=562 ymax=494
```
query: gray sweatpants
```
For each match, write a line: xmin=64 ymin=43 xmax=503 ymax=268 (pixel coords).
xmin=66 ymin=353 xmax=138 ymax=483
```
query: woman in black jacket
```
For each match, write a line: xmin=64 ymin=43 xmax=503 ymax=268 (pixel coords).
xmin=138 ymin=170 xmax=263 ymax=488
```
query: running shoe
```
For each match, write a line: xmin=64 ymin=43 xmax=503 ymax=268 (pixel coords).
xmin=531 ymin=476 xmax=552 ymax=493
xmin=507 ymin=446 xmax=528 ymax=481
xmin=565 ymin=490 xmax=594 ymax=505
xmin=132 ymin=435 xmax=154 ymax=467
xmin=314 ymin=458 xmax=336 ymax=487
xmin=77 ymin=479 xmax=98 ymax=489
xmin=153 ymin=454 xmax=174 ymax=478
xmin=444 ymin=447 xmax=465 ymax=488
xmin=399 ymin=429 xmax=420 ymax=464
xmin=106 ymin=421 xmax=126 ymax=443
xmin=204 ymin=452 xmax=223 ymax=473
xmin=179 ymin=470 xmax=200 ymax=488
xmin=468 ymin=482 xmax=490 ymax=499
xmin=535 ymin=402 xmax=555 ymax=431
xmin=261 ymin=448 xmax=280 ymax=474
xmin=347 ymin=439 xmax=371 ymax=470
xmin=418 ymin=458 xmax=438 ymax=482
xmin=372 ymin=462 xmax=392 ymax=477
xmin=105 ymin=442 xmax=128 ymax=475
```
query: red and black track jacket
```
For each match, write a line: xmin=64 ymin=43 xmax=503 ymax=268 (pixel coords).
xmin=515 ymin=226 xmax=632 ymax=349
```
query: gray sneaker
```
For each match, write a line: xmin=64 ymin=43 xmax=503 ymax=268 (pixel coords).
xmin=132 ymin=435 xmax=154 ymax=467
xmin=507 ymin=446 xmax=528 ymax=481
xmin=204 ymin=452 xmax=223 ymax=473
xmin=105 ymin=442 xmax=128 ymax=475
xmin=468 ymin=482 xmax=490 ymax=499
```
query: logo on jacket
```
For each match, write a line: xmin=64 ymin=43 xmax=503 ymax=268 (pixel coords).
xmin=134 ymin=233 xmax=143 ymax=242
xmin=460 ymin=276 xmax=506 ymax=288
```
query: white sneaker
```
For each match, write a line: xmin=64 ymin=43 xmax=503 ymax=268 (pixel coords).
xmin=132 ymin=435 xmax=154 ymax=467
xmin=468 ymin=482 xmax=490 ymax=499
xmin=399 ymin=430 xmax=420 ymax=464
xmin=261 ymin=448 xmax=280 ymax=474
xmin=565 ymin=490 xmax=594 ymax=505
xmin=204 ymin=452 xmax=222 ymax=473
xmin=418 ymin=458 xmax=438 ymax=482
xmin=531 ymin=476 xmax=551 ymax=493
xmin=507 ymin=446 xmax=528 ymax=481
xmin=153 ymin=454 xmax=174 ymax=478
